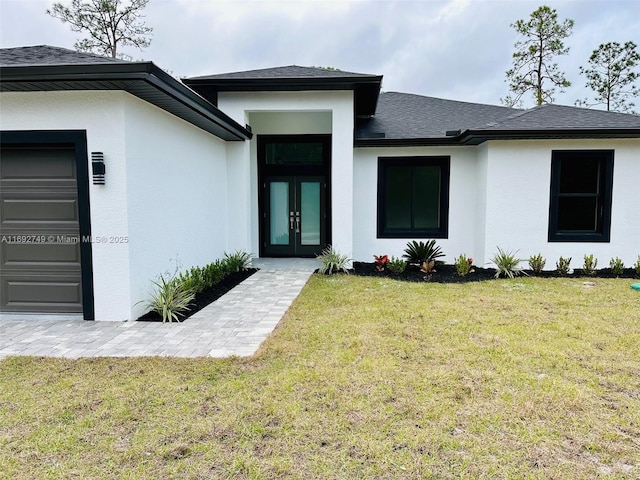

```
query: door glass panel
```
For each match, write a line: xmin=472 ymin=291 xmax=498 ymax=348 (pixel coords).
xmin=270 ymin=182 xmax=289 ymax=245
xmin=300 ymin=181 xmax=320 ymax=245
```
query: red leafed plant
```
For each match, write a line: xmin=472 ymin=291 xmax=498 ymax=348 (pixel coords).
xmin=374 ymin=254 xmax=389 ymax=271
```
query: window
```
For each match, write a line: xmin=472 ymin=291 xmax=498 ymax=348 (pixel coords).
xmin=265 ymin=142 xmax=324 ymax=165
xmin=377 ymin=156 xmax=450 ymax=238
xmin=548 ymin=150 xmax=614 ymax=242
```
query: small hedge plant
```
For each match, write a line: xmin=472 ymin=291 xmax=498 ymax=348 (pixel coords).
xmin=387 ymin=256 xmax=406 ymax=275
xmin=454 ymin=254 xmax=474 ymax=277
xmin=610 ymin=257 xmax=625 ymax=276
xmin=528 ymin=254 xmax=546 ymax=274
xmin=556 ymin=256 xmax=571 ymax=275
xmin=582 ymin=254 xmax=598 ymax=276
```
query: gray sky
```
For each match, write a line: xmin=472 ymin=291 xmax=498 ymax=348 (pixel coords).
xmin=1 ymin=0 xmax=639 ymax=108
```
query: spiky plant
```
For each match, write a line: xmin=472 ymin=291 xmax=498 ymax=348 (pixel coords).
xmin=491 ymin=247 xmax=525 ymax=279
xmin=403 ymin=240 xmax=445 ymax=265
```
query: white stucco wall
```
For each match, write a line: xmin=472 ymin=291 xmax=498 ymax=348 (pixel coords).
xmin=482 ymin=139 xmax=640 ymax=268
xmin=218 ymin=91 xmax=355 ymax=258
xmin=353 ymin=146 xmax=479 ymax=263
xmin=352 ymin=139 xmax=639 ymax=268
xmin=123 ymin=95 xmax=230 ymax=319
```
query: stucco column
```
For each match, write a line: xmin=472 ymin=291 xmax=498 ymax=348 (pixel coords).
xmin=330 ymin=92 xmax=355 ymax=259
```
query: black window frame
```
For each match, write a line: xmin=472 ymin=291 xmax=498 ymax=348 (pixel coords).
xmin=548 ymin=150 xmax=614 ymax=243
xmin=377 ymin=156 xmax=450 ymax=239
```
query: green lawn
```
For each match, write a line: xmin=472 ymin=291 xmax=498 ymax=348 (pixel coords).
xmin=1 ymin=276 xmax=639 ymax=479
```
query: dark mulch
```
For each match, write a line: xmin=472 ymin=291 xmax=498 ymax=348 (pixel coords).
xmin=352 ymin=262 xmax=640 ymax=283
xmin=137 ymin=269 xmax=258 ymax=322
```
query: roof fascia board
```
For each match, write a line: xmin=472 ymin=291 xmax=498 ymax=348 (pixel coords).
xmin=184 ymin=75 xmax=383 ymax=91
xmin=355 ymin=128 xmax=640 ymax=147
xmin=142 ymin=64 xmax=251 ymax=141
xmin=459 ymin=128 xmax=640 ymax=145
xmin=355 ymin=137 xmax=461 ymax=147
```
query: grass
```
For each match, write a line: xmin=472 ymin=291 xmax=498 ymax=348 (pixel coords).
xmin=1 ymin=276 xmax=639 ymax=479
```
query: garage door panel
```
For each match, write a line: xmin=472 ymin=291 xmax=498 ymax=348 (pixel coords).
xmin=2 ymin=198 xmax=80 ymax=223
xmin=2 ymin=276 xmax=82 ymax=313
xmin=2 ymin=241 xmax=82 ymax=266
xmin=0 ymin=149 xmax=77 ymax=180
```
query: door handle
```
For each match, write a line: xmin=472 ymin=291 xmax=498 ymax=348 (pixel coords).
xmin=295 ymin=211 xmax=300 ymax=233
xmin=289 ymin=211 xmax=295 ymax=230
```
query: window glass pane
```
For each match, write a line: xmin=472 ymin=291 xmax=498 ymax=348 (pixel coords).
xmin=385 ymin=166 xmax=412 ymax=229
xmin=266 ymin=143 xmax=323 ymax=165
xmin=413 ymin=166 xmax=440 ymax=228
xmin=300 ymin=182 xmax=320 ymax=245
xmin=269 ymin=182 xmax=289 ymax=245
xmin=558 ymin=197 xmax=598 ymax=231
xmin=560 ymin=158 xmax=599 ymax=193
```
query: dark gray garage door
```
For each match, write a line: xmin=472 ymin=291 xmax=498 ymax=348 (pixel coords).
xmin=0 ymin=146 xmax=83 ymax=313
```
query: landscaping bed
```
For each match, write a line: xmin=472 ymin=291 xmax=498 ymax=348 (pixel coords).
xmin=137 ymin=268 xmax=257 ymax=322
xmin=352 ymin=261 xmax=640 ymax=283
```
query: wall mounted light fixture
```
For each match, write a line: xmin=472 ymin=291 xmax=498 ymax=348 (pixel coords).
xmin=91 ymin=152 xmax=106 ymax=185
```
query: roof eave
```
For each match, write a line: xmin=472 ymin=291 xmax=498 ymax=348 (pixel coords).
xmin=0 ymin=63 xmax=252 ymax=141
xmin=355 ymin=137 xmax=462 ymax=147
xmin=184 ymin=75 xmax=383 ymax=117
xmin=459 ymin=128 xmax=640 ymax=145
xmin=355 ymin=128 xmax=640 ymax=147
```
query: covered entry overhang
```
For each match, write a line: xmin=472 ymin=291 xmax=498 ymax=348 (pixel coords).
xmin=184 ymin=66 xmax=382 ymax=259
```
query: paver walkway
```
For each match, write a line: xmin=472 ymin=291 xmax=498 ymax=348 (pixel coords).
xmin=0 ymin=258 xmax=318 ymax=359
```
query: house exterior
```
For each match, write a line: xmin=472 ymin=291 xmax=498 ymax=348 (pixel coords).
xmin=1 ymin=45 xmax=639 ymax=321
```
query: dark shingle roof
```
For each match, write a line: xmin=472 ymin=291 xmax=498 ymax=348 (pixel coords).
xmin=356 ymin=92 xmax=521 ymax=139
xmin=187 ymin=65 xmax=376 ymax=80
xmin=482 ymin=103 xmax=640 ymax=130
xmin=356 ymin=92 xmax=640 ymax=146
xmin=184 ymin=65 xmax=383 ymax=117
xmin=0 ymin=45 xmax=128 ymax=66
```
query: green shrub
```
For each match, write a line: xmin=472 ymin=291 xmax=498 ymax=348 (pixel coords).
xmin=454 ymin=254 xmax=474 ymax=277
xmin=175 ymin=260 xmax=229 ymax=294
xmin=610 ymin=257 xmax=625 ymax=276
xmin=556 ymin=256 xmax=571 ymax=275
xmin=145 ymin=274 xmax=195 ymax=323
xmin=491 ymin=247 xmax=525 ymax=279
xmin=223 ymin=250 xmax=253 ymax=273
xmin=317 ymin=245 xmax=350 ymax=275
xmin=528 ymin=253 xmax=546 ymax=274
xmin=202 ymin=260 xmax=226 ymax=287
xmin=387 ymin=256 xmax=406 ymax=274
xmin=582 ymin=254 xmax=598 ymax=276
xmin=403 ymin=240 xmax=445 ymax=265
xmin=635 ymin=255 xmax=640 ymax=276
xmin=175 ymin=266 xmax=206 ymax=294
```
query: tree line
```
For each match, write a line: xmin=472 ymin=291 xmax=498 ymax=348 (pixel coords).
xmin=503 ymin=5 xmax=639 ymax=113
